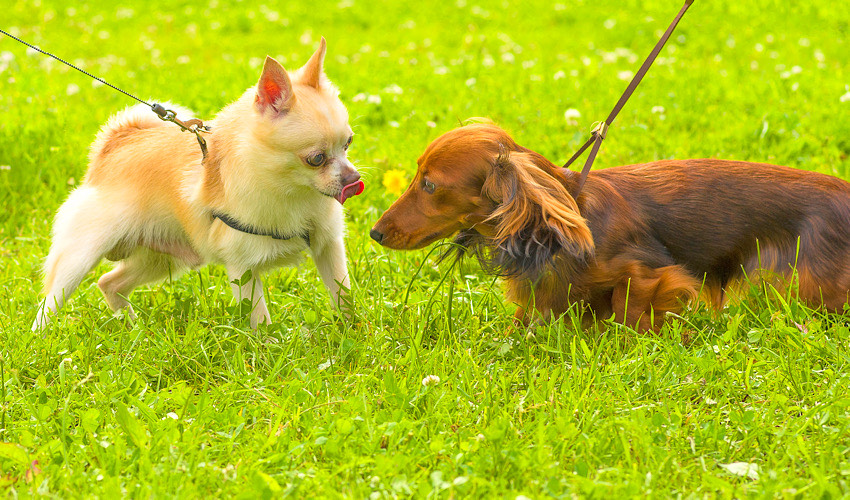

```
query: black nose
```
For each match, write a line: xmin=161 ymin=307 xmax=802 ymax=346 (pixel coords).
xmin=369 ymin=228 xmax=384 ymax=244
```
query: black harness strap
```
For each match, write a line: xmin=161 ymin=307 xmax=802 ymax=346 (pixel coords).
xmin=212 ymin=212 xmax=310 ymax=245
xmin=565 ymin=0 xmax=695 ymax=197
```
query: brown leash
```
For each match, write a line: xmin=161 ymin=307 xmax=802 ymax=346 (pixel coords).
xmin=565 ymin=0 xmax=695 ymax=197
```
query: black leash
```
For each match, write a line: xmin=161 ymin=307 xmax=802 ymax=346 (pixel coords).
xmin=564 ymin=0 xmax=694 ymax=196
xmin=0 ymin=28 xmax=211 ymax=159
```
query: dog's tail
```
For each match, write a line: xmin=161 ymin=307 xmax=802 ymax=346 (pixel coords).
xmin=88 ymin=102 xmax=197 ymax=164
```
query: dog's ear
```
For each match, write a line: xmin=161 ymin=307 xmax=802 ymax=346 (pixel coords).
xmin=256 ymin=56 xmax=295 ymax=114
xmin=481 ymin=148 xmax=594 ymax=277
xmin=300 ymin=37 xmax=327 ymax=89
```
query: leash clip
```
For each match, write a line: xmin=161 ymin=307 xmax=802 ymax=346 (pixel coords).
xmin=151 ymin=103 xmax=211 ymax=159
xmin=591 ymin=121 xmax=609 ymax=140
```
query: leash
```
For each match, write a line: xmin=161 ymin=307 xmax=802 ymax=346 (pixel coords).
xmin=0 ymin=28 xmax=211 ymax=159
xmin=564 ymin=0 xmax=694 ymax=196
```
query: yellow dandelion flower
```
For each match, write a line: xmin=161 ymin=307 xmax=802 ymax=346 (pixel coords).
xmin=382 ymin=169 xmax=408 ymax=196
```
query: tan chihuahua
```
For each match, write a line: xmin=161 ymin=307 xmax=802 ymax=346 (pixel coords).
xmin=33 ymin=38 xmax=364 ymax=330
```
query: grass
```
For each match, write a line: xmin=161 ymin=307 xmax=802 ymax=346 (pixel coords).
xmin=2 ymin=0 xmax=850 ymax=497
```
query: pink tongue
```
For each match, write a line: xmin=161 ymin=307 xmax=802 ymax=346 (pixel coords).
xmin=336 ymin=180 xmax=365 ymax=205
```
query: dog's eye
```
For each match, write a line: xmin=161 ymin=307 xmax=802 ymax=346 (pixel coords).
xmin=423 ymin=179 xmax=436 ymax=194
xmin=344 ymin=136 xmax=353 ymax=151
xmin=306 ymin=152 xmax=326 ymax=167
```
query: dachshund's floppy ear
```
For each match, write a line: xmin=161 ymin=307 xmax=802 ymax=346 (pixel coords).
xmin=480 ymin=147 xmax=594 ymax=278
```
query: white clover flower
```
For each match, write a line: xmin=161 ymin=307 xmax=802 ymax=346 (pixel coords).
xmin=651 ymin=106 xmax=665 ymax=114
xmin=617 ymin=70 xmax=634 ymax=81
xmin=66 ymin=83 xmax=80 ymax=96
xmin=421 ymin=374 xmax=441 ymax=387
xmin=719 ymin=462 xmax=760 ymax=480
xmin=553 ymin=70 xmax=566 ymax=80
xmin=564 ymin=108 xmax=581 ymax=126
xmin=367 ymin=94 xmax=382 ymax=105
xmin=465 ymin=78 xmax=476 ymax=87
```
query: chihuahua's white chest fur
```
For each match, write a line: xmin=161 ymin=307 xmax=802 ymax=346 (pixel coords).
xmin=33 ymin=38 xmax=362 ymax=330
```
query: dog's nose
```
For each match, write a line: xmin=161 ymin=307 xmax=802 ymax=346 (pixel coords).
xmin=342 ymin=169 xmax=361 ymax=186
xmin=369 ymin=228 xmax=384 ymax=244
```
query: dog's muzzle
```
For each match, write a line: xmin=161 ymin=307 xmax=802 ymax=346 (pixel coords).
xmin=335 ymin=164 xmax=364 ymax=205
xmin=369 ymin=228 xmax=384 ymax=244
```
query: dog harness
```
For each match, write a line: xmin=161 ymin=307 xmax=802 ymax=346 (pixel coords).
xmin=211 ymin=211 xmax=310 ymax=245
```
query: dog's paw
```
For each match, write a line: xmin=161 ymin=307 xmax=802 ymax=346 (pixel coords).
xmin=113 ymin=305 xmax=137 ymax=323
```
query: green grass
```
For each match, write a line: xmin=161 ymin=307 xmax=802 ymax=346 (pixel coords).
xmin=2 ymin=0 xmax=850 ymax=497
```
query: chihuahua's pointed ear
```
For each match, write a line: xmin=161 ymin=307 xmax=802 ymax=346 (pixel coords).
xmin=300 ymin=37 xmax=327 ymax=89
xmin=481 ymin=148 xmax=594 ymax=278
xmin=256 ymin=56 xmax=294 ymax=115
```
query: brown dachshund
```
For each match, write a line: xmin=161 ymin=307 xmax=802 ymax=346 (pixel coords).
xmin=370 ymin=123 xmax=850 ymax=331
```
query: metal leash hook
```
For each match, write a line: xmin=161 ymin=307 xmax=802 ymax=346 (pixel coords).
xmin=151 ymin=103 xmax=211 ymax=159
xmin=563 ymin=0 xmax=695 ymax=197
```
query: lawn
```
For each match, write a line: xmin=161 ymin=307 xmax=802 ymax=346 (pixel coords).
xmin=2 ymin=0 xmax=850 ymax=497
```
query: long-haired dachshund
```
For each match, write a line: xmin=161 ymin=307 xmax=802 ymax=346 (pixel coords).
xmin=370 ymin=123 xmax=850 ymax=331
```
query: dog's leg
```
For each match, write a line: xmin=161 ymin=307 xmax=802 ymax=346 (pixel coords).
xmin=227 ymin=267 xmax=271 ymax=329
xmin=311 ymin=237 xmax=351 ymax=312
xmin=33 ymin=188 xmax=124 ymax=330
xmin=97 ymin=248 xmax=182 ymax=320
xmin=611 ymin=263 xmax=698 ymax=332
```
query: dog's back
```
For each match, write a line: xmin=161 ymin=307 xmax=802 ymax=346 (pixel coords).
xmin=84 ymin=103 xmax=202 ymax=189
xmin=583 ymin=159 xmax=850 ymax=309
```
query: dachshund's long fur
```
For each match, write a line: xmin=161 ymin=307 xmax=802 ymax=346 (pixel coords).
xmin=371 ymin=124 xmax=850 ymax=331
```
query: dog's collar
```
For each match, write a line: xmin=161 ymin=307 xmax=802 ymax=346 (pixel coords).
xmin=211 ymin=211 xmax=310 ymax=245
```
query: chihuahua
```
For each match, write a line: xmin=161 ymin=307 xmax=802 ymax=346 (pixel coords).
xmin=33 ymin=38 xmax=364 ymax=330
